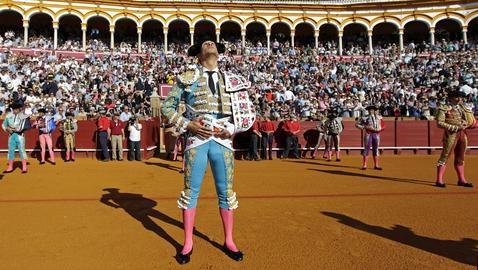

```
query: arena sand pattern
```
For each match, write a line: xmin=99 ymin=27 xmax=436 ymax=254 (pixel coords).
xmin=0 ymin=155 xmax=476 ymax=269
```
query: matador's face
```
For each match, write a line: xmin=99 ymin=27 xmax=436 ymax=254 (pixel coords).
xmin=200 ymin=41 xmax=219 ymax=58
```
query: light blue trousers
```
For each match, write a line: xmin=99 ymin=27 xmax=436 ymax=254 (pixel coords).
xmin=8 ymin=133 xmax=27 ymax=160
xmin=178 ymin=140 xmax=237 ymax=210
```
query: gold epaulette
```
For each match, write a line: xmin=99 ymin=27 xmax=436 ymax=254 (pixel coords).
xmin=438 ymin=104 xmax=450 ymax=111
xmin=177 ymin=70 xmax=199 ymax=86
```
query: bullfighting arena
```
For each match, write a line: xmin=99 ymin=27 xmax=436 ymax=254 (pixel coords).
xmin=0 ymin=155 xmax=476 ymax=270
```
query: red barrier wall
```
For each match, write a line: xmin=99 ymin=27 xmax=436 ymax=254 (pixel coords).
xmin=2 ymin=119 xmax=477 ymax=159
xmin=230 ymin=119 xmax=478 ymax=156
xmin=0 ymin=119 xmax=161 ymax=159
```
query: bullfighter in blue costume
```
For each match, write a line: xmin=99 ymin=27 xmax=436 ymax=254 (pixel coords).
xmin=161 ymin=39 xmax=255 ymax=264
xmin=2 ymin=103 xmax=30 ymax=173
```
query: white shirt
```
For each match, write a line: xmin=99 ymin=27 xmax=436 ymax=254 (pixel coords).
xmin=202 ymin=67 xmax=220 ymax=96
xmin=128 ymin=123 xmax=142 ymax=142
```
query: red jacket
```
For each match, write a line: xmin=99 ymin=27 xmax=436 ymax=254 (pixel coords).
xmin=260 ymin=120 xmax=276 ymax=133
xmin=284 ymin=120 xmax=300 ymax=134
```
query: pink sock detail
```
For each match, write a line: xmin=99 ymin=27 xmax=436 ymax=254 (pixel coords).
xmin=220 ymin=208 xmax=239 ymax=252
xmin=21 ymin=160 xmax=27 ymax=172
xmin=181 ymin=208 xmax=196 ymax=255
xmin=336 ymin=150 xmax=340 ymax=160
xmin=454 ymin=164 xmax=467 ymax=183
xmin=66 ymin=151 xmax=70 ymax=161
xmin=5 ymin=160 xmax=13 ymax=172
xmin=437 ymin=165 xmax=446 ymax=184
xmin=71 ymin=151 xmax=76 ymax=160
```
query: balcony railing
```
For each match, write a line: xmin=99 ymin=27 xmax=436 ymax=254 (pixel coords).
xmin=134 ymin=0 xmax=411 ymax=5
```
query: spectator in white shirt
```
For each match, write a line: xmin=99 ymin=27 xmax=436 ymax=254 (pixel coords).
xmin=128 ymin=117 xmax=142 ymax=161
xmin=119 ymin=105 xmax=132 ymax=122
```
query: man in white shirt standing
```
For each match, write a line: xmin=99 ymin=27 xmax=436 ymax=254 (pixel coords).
xmin=127 ymin=117 xmax=142 ymax=161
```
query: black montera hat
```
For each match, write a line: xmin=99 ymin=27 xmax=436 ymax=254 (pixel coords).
xmin=187 ymin=38 xmax=225 ymax=57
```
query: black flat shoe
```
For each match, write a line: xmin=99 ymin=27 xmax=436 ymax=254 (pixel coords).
xmin=223 ymin=245 xmax=243 ymax=261
xmin=360 ymin=167 xmax=367 ymax=171
xmin=435 ymin=183 xmax=446 ymax=188
xmin=3 ymin=170 xmax=13 ymax=174
xmin=336 ymin=159 xmax=341 ymax=162
xmin=374 ymin=166 xmax=383 ymax=170
xmin=457 ymin=182 xmax=473 ymax=188
xmin=40 ymin=161 xmax=45 ymax=165
xmin=176 ymin=249 xmax=193 ymax=265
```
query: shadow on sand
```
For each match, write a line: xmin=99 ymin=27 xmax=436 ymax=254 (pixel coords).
xmin=322 ymin=211 xmax=477 ymax=266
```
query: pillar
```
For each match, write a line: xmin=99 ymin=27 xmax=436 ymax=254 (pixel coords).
xmin=23 ymin=19 xmax=29 ymax=47
xmin=137 ymin=27 xmax=142 ymax=53
xmin=190 ymin=27 xmax=194 ymax=46
xmin=163 ymin=28 xmax=168 ymax=52
xmin=110 ymin=25 xmax=115 ymax=49
xmin=338 ymin=32 xmax=343 ymax=55
xmin=463 ymin=26 xmax=468 ymax=45
xmin=81 ymin=23 xmax=87 ymax=51
xmin=216 ymin=28 xmax=220 ymax=42
xmin=314 ymin=31 xmax=319 ymax=49
xmin=399 ymin=28 xmax=404 ymax=52
xmin=368 ymin=30 xmax=373 ymax=55
xmin=291 ymin=30 xmax=295 ymax=47
xmin=266 ymin=31 xmax=271 ymax=54
xmin=241 ymin=30 xmax=246 ymax=48
xmin=430 ymin=27 xmax=435 ymax=46
xmin=53 ymin=21 xmax=59 ymax=50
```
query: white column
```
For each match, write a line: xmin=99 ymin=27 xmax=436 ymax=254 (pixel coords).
xmin=338 ymin=33 xmax=343 ymax=55
xmin=463 ymin=27 xmax=468 ymax=45
xmin=190 ymin=32 xmax=194 ymax=46
xmin=137 ymin=26 xmax=143 ymax=53
xmin=163 ymin=29 xmax=168 ymax=52
xmin=368 ymin=31 xmax=373 ymax=55
xmin=267 ymin=32 xmax=271 ymax=54
xmin=81 ymin=23 xmax=87 ymax=51
xmin=430 ymin=27 xmax=435 ymax=46
xmin=110 ymin=26 xmax=115 ymax=49
xmin=314 ymin=32 xmax=319 ymax=49
xmin=291 ymin=32 xmax=295 ymax=47
xmin=53 ymin=23 xmax=58 ymax=50
xmin=241 ymin=31 xmax=246 ymax=48
xmin=23 ymin=20 xmax=29 ymax=47
xmin=399 ymin=28 xmax=404 ymax=52
xmin=216 ymin=28 xmax=220 ymax=42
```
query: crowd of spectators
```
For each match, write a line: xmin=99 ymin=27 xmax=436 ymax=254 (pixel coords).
xmin=0 ymin=29 xmax=477 ymax=122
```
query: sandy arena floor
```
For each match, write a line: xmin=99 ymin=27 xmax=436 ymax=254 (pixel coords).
xmin=0 ymin=155 xmax=476 ymax=270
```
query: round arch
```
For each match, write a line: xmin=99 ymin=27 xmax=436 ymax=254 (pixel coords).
xmin=0 ymin=9 xmax=23 ymax=40
xmin=142 ymin=19 xmax=164 ymax=45
xmin=435 ymin=18 xmax=462 ymax=41
xmin=372 ymin=22 xmax=399 ymax=49
xmin=114 ymin=17 xmax=137 ymax=45
xmin=59 ymin=14 xmax=82 ymax=45
xmin=194 ymin=19 xmax=216 ymax=43
xmin=403 ymin=20 xmax=430 ymax=44
xmin=295 ymin=22 xmax=315 ymax=47
xmin=168 ymin=19 xmax=190 ymax=46
xmin=270 ymin=21 xmax=291 ymax=45
xmin=220 ymin=20 xmax=241 ymax=42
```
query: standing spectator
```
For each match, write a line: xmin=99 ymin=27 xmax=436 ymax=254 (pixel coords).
xmin=42 ymin=73 xmax=58 ymax=96
xmin=324 ymin=110 xmax=344 ymax=162
xmin=246 ymin=116 xmax=261 ymax=161
xmin=60 ymin=112 xmax=78 ymax=162
xmin=128 ymin=117 xmax=142 ymax=161
xmin=109 ymin=112 xmax=125 ymax=161
xmin=97 ymin=110 xmax=111 ymax=161
xmin=312 ymin=113 xmax=329 ymax=159
xmin=120 ymin=105 xmax=132 ymax=122
xmin=34 ymin=108 xmax=56 ymax=165
xmin=260 ymin=115 xmax=276 ymax=160
xmin=281 ymin=115 xmax=301 ymax=159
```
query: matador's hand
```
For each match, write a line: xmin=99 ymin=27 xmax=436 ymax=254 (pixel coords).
xmin=214 ymin=129 xmax=232 ymax=140
xmin=187 ymin=117 xmax=213 ymax=140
